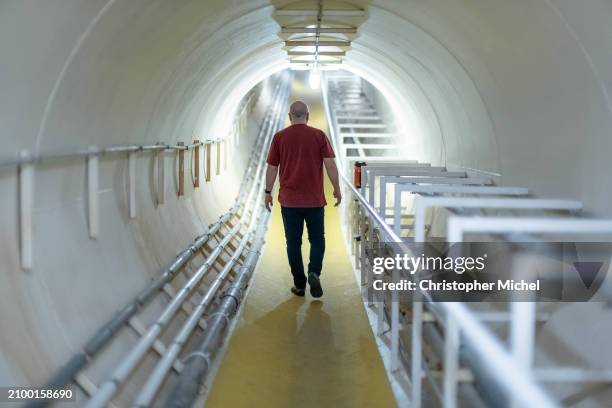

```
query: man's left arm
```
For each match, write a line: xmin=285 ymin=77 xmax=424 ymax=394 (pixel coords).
xmin=321 ymin=132 xmax=341 ymax=207
xmin=323 ymin=158 xmax=341 ymax=207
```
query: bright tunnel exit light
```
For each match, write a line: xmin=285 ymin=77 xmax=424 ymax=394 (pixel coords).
xmin=308 ymin=69 xmax=321 ymax=89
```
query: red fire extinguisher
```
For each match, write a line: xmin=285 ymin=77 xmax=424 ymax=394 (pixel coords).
xmin=354 ymin=161 xmax=366 ymax=188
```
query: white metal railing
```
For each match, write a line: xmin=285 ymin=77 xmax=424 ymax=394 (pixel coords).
xmin=322 ymin=71 xmax=566 ymax=408
xmin=446 ymin=216 xmax=612 ymax=402
xmin=363 ymin=162 xmax=612 ymax=407
xmin=412 ymin=196 xmax=583 ymax=242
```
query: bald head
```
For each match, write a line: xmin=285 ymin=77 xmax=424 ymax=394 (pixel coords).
xmin=289 ymin=101 xmax=309 ymax=124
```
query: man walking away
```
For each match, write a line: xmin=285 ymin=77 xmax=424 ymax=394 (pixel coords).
xmin=264 ymin=101 xmax=342 ymax=298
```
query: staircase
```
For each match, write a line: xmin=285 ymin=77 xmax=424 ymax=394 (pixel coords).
xmin=326 ymin=71 xmax=413 ymax=162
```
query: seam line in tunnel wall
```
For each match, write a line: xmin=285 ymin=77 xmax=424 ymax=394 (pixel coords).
xmin=35 ymin=0 xmax=118 ymax=154
xmin=543 ymin=0 xmax=612 ymax=115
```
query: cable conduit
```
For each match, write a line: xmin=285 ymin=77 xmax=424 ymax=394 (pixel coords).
xmin=132 ymin=203 xmax=262 ymax=407
xmin=163 ymin=210 xmax=271 ymax=408
xmin=24 ymin=214 xmax=231 ymax=408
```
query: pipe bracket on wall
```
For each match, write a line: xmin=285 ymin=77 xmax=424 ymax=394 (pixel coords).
xmin=178 ymin=142 xmax=185 ymax=196
xmin=157 ymin=143 xmax=165 ymax=205
xmin=193 ymin=140 xmax=200 ymax=188
xmin=128 ymin=152 xmax=137 ymax=219
xmin=19 ymin=150 xmax=34 ymax=270
xmin=87 ymin=147 xmax=100 ymax=239
xmin=216 ymin=141 xmax=222 ymax=176
xmin=205 ymin=143 xmax=212 ymax=182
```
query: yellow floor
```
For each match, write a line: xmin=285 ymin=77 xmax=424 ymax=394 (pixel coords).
xmin=205 ymin=74 xmax=396 ymax=408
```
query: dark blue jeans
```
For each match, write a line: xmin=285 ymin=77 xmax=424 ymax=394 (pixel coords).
xmin=280 ymin=207 xmax=325 ymax=289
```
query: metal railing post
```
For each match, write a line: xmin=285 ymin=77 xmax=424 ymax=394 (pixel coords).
xmin=443 ymin=313 xmax=460 ymax=408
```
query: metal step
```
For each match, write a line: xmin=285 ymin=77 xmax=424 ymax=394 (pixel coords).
xmin=334 ymin=109 xmax=378 ymax=114
xmin=340 ymin=132 xmax=392 ymax=136
xmin=339 ymin=121 xmax=383 ymax=125
xmin=335 ymin=107 xmax=376 ymax=111
xmin=334 ymin=103 xmax=374 ymax=111
xmin=335 ymin=103 xmax=373 ymax=107
xmin=336 ymin=116 xmax=381 ymax=120
xmin=339 ymin=124 xmax=388 ymax=129
xmin=342 ymin=134 xmax=394 ymax=139
xmin=346 ymin=156 xmax=417 ymax=164
xmin=328 ymin=75 xmax=359 ymax=79
xmin=343 ymin=143 xmax=409 ymax=149
xmin=335 ymin=106 xmax=374 ymax=110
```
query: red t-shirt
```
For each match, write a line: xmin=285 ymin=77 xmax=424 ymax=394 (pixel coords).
xmin=266 ymin=124 xmax=335 ymax=208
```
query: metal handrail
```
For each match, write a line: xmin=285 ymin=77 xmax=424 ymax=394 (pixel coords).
xmin=1 ymin=84 xmax=262 ymax=169
xmin=321 ymin=72 xmax=558 ymax=408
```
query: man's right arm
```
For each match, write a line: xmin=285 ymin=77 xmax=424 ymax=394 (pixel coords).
xmin=264 ymin=164 xmax=278 ymax=212
xmin=265 ymin=134 xmax=280 ymax=212
xmin=323 ymin=158 xmax=342 ymax=206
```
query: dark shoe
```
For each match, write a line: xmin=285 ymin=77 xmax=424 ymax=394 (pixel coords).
xmin=308 ymin=273 xmax=323 ymax=298
xmin=291 ymin=286 xmax=305 ymax=297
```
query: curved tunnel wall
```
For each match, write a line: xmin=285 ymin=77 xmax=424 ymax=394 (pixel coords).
xmin=1 ymin=0 xmax=612 ymax=387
